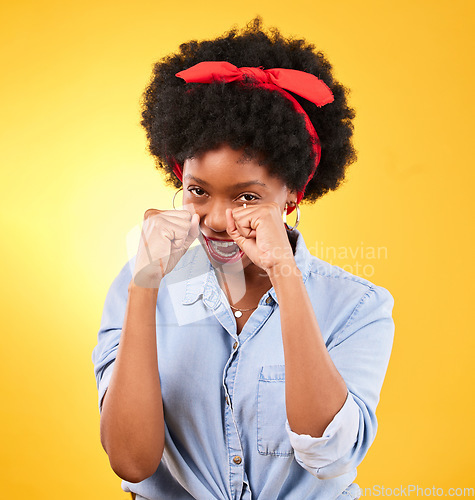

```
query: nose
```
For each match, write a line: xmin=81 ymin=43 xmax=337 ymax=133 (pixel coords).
xmin=202 ymin=200 xmax=229 ymax=234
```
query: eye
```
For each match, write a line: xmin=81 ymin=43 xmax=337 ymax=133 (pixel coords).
xmin=188 ymin=187 xmax=207 ymax=197
xmin=237 ymin=193 xmax=260 ymax=203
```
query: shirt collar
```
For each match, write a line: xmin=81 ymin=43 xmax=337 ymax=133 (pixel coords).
xmin=174 ymin=229 xmax=313 ymax=307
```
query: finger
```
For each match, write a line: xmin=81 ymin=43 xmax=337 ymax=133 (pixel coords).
xmin=142 ymin=210 xmax=193 ymax=235
xmin=144 ymin=207 xmax=192 ymax=219
xmin=182 ymin=213 xmax=201 ymax=249
xmin=164 ymin=209 xmax=193 ymax=220
xmin=164 ymin=224 xmax=190 ymax=247
xmin=143 ymin=208 xmax=161 ymax=221
xmin=153 ymin=218 xmax=191 ymax=237
xmin=225 ymin=209 xmax=240 ymax=240
xmin=231 ymin=209 xmax=257 ymax=239
xmin=226 ymin=209 xmax=248 ymax=249
xmin=168 ymin=213 xmax=200 ymax=249
xmin=190 ymin=213 xmax=201 ymax=239
xmin=151 ymin=210 xmax=193 ymax=226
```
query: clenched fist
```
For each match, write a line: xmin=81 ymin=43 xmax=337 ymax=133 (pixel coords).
xmin=133 ymin=209 xmax=200 ymax=288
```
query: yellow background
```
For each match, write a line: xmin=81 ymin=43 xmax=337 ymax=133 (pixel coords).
xmin=1 ymin=0 xmax=473 ymax=498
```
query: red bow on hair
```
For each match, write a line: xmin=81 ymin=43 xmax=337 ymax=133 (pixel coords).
xmin=175 ymin=61 xmax=334 ymax=107
xmin=170 ymin=61 xmax=334 ymax=214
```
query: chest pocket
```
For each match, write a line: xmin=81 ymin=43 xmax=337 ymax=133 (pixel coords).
xmin=257 ymin=365 xmax=294 ymax=457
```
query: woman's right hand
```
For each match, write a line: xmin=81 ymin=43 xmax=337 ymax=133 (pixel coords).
xmin=133 ymin=209 xmax=200 ymax=288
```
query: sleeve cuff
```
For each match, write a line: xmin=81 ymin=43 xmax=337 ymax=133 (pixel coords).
xmin=285 ymin=389 xmax=360 ymax=470
xmin=97 ymin=362 xmax=115 ymax=413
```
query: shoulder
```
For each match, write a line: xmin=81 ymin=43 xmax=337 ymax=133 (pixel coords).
xmin=295 ymin=231 xmax=392 ymax=299
xmin=305 ymin=250 xmax=394 ymax=308
xmin=294 ymin=232 xmax=395 ymax=337
xmin=308 ymin=252 xmax=392 ymax=298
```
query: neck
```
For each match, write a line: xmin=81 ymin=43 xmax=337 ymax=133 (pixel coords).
xmin=214 ymin=261 xmax=271 ymax=307
xmin=214 ymin=260 xmax=271 ymax=288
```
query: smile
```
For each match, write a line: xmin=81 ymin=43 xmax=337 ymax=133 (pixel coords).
xmin=201 ymin=234 xmax=245 ymax=264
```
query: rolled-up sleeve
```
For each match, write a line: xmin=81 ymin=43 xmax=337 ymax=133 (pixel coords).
xmin=91 ymin=258 xmax=134 ymax=412
xmin=286 ymin=284 xmax=395 ymax=479
xmin=285 ymin=386 xmax=360 ymax=467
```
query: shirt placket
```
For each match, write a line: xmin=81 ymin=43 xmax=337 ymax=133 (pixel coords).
xmin=222 ymin=339 xmax=246 ymax=499
xmin=203 ymin=271 xmax=278 ymax=499
xmin=202 ymin=276 xmax=245 ymax=499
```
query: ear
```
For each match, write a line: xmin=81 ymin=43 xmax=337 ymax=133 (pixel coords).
xmin=285 ymin=189 xmax=298 ymax=207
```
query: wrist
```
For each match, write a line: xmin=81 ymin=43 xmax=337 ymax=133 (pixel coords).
xmin=128 ymin=278 xmax=161 ymax=295
xmin=266 ymin=257 xmax=300 ymax=283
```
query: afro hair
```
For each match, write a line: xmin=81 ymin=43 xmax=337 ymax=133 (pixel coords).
xmin=140 ymin=16 xmax=357 ymax=205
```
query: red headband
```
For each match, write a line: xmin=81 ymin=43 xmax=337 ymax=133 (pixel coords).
xmin=170 ymin=61 xmax=334 ymax=214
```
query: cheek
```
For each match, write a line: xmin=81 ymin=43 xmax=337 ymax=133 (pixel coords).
xmin=181 ymin=194 xmax=201 ymax=214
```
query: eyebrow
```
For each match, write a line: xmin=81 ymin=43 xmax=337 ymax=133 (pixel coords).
xmin=184 ymin=174 xmax=268 ymax=190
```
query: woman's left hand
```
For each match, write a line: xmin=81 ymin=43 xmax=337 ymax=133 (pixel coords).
xmin=225 ymin=203 xmax=295 ymax=273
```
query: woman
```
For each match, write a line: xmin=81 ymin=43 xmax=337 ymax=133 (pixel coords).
xmin=92 ymin=17 xmax=395 ymax=500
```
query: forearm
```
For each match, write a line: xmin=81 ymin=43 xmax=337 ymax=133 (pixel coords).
xmin=100 ymin=280 xmax=164 ymax=482
xmin=268 ymin=260 xmax=348 ymax=438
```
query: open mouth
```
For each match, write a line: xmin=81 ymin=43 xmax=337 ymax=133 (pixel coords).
xmin=201 ymin=234 xmax=244 ymax=265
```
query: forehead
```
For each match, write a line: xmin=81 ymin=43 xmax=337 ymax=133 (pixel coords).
xmin=185 ymin=144 xmax=260 ymax=169
xmin=183 ymin=144 xmax=284 ymax=189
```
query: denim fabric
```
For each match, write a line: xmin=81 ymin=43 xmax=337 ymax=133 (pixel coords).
xmin=92 ymin=229 xmax=394 ymax=499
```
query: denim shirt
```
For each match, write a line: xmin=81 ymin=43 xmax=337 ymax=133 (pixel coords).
xmin=92 ymin=229 xmax=395 ymax=500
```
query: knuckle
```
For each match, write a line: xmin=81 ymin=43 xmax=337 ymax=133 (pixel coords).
xmin=178 ymin=210 xmax=192 ymax=220
xmin=143 ymin=208 xmax=160 ymax=220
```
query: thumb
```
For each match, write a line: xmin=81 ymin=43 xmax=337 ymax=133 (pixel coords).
xmin=225 ymin=209 xmax=238 ymax=238
xmin=225 ymin=209 xmax=246 ymax=248
xmin=183 ymin=212 xmax=201 ymax=249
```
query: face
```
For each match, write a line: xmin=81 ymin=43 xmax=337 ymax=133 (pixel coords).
xmin=180 ymin=143 xmax=295 ymax=275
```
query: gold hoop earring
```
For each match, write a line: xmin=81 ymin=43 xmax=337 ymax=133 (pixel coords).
xmin=172 ymin=187 xmax=183 ymax=210
xmin=283 ymin=204 xmax=300 ymax=231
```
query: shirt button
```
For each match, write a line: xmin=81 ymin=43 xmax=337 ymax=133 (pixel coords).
xmin=266 ymin=296 xmax=273 ymax=304
xmin=233 ymin=341 xmax=238 ymax=349
xmin=233 ymin=455 xmax=242 ymax=465
xmin=225 ymin=396 xmax=230 ymax=406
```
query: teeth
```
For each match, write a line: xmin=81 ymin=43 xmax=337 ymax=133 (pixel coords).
xmin=214 ymin=246 xmax=239 ymax=257
xmin=210 ymin=240 xmax=240 ymax=258
xmin=212 ymin=240 xmax=235 ymax=247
